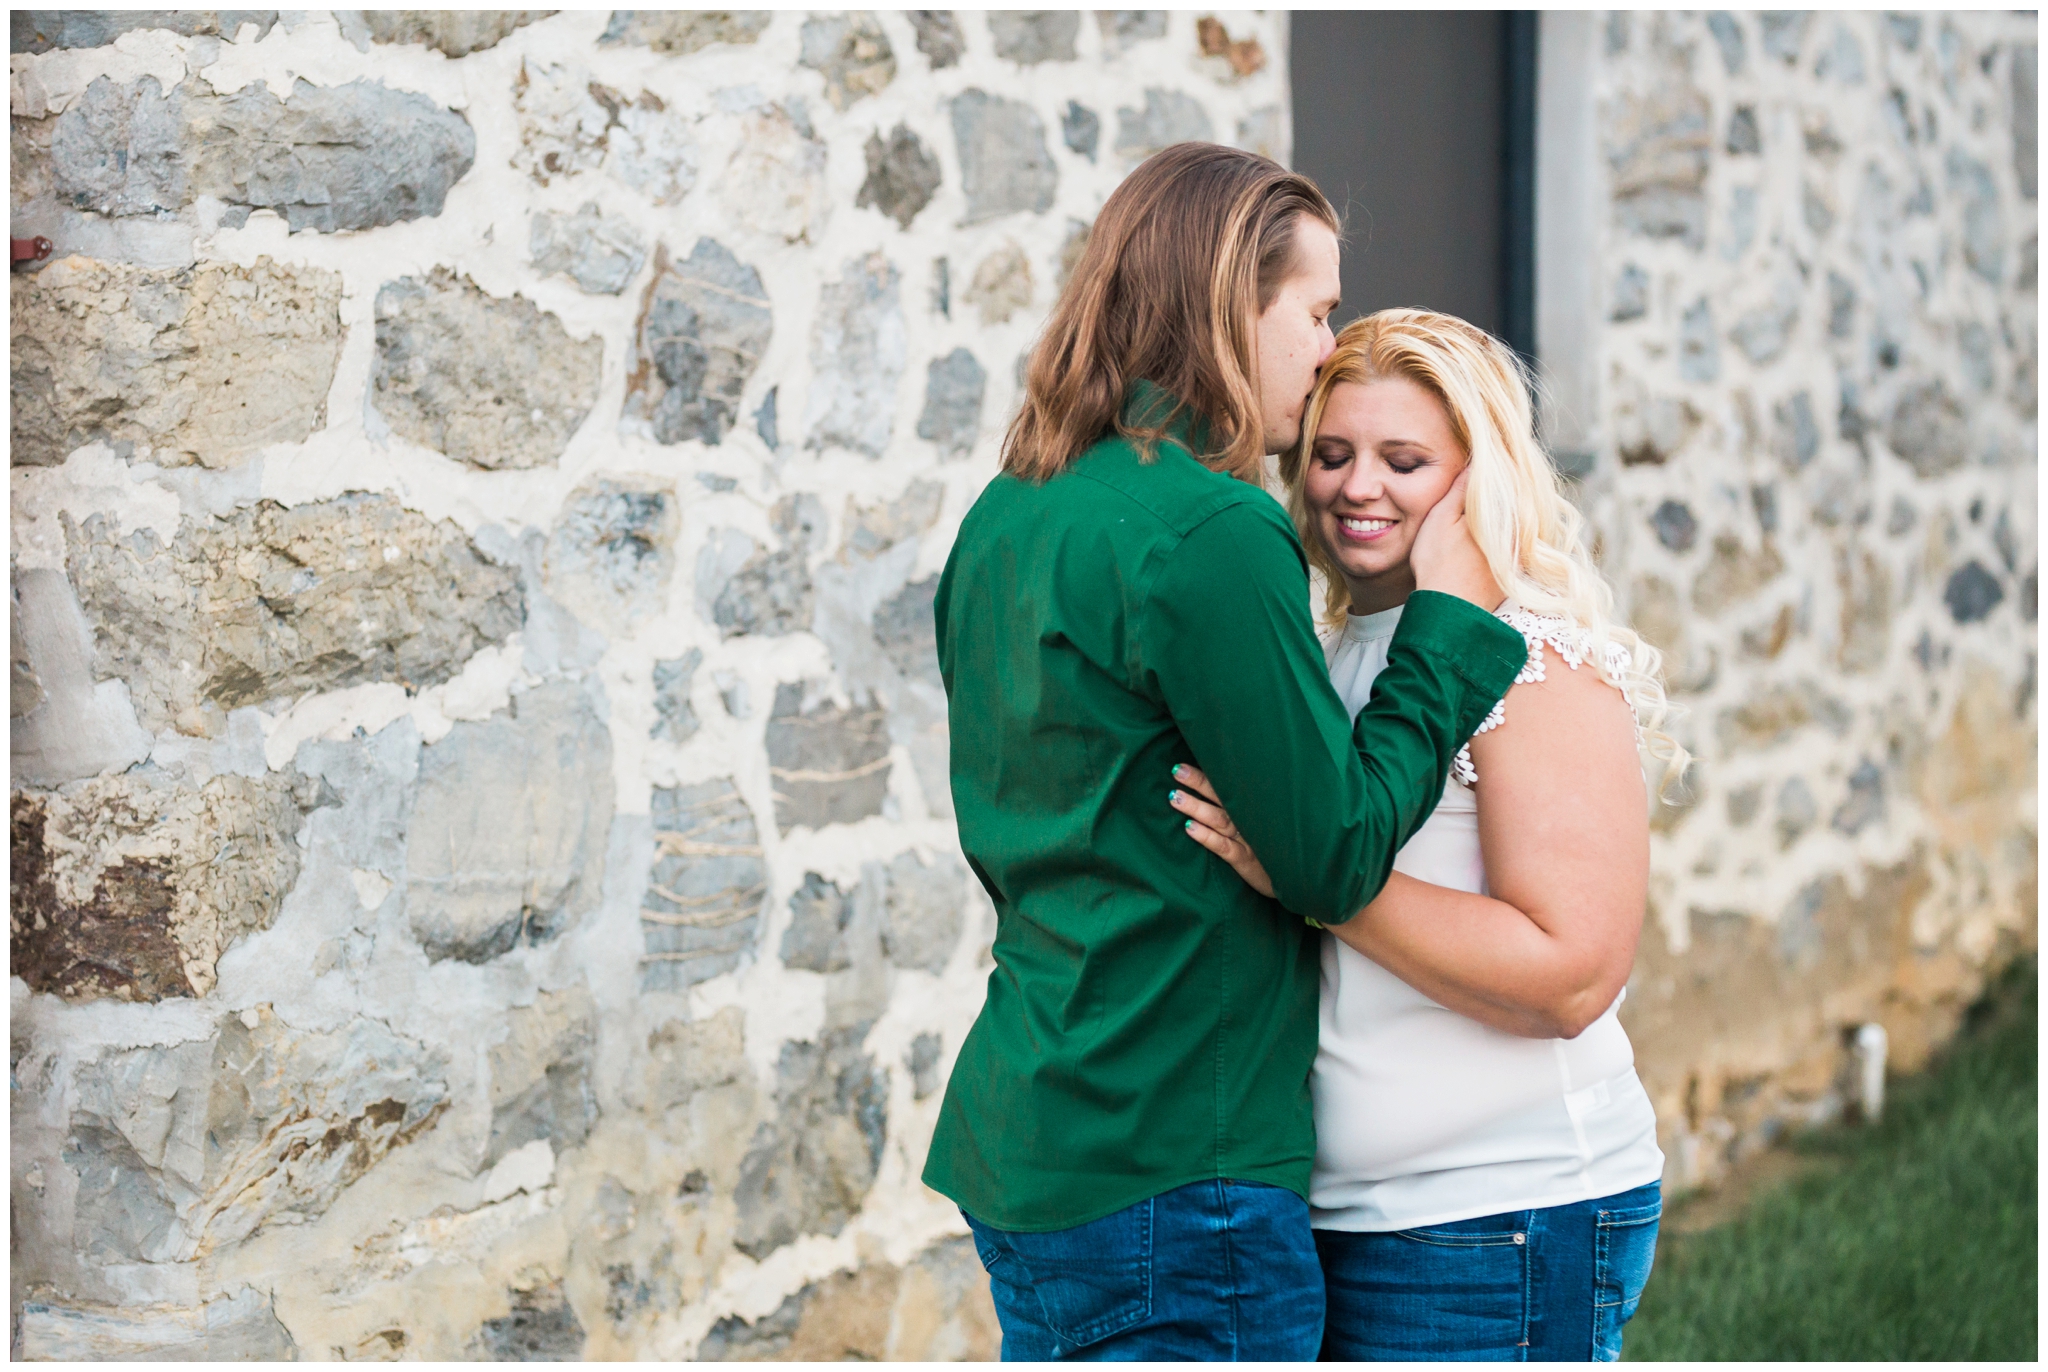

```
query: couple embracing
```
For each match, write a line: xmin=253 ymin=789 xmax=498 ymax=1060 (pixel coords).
xmin=922 ymin=144 xmax=1688 ymax=1362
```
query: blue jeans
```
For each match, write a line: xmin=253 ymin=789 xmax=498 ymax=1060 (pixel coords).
xmin=1315 ymin=1181 xmax=1662 ymax=1361
xmin=963 ymin=1179 xmax=1324 ymax=1360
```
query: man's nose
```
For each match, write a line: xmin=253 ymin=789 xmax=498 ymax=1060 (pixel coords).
xmin=1316 ymin=322 xmax=1337 ymax=366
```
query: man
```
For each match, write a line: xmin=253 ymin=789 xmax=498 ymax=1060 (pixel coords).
xmin=924 ymin=144 xmax=1527 ymax=1360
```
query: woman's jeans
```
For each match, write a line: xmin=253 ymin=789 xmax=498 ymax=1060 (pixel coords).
xmin=962 ymin=1179 xmax=1324 ymax=1361
xmin=1314 ymin=1181 xmax=1662 ymax=1362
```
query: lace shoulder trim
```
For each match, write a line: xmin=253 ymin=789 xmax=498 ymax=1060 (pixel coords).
xmin=1451 ymin=606 xmax=1638 ymax=788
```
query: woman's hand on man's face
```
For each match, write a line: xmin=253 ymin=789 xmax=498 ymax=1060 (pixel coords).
xmin=1170 ymin=764 xmax=1276 ymax=899
xmin=1410 ymin=468 xmax=1505 ymax=609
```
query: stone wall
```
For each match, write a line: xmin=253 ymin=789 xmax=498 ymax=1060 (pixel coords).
xmin=1566 ymin=10 xmax=2037 ymax=1189
xmin=8 ymin=10 xmax=1289 ymax=1359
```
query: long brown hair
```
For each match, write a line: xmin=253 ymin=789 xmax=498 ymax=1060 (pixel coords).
xmin=1002 ymin=142 xmax=1338 ymax=484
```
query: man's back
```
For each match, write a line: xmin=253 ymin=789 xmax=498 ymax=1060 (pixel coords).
xmin=927 ymin=419 xmax=1333 ymax=1231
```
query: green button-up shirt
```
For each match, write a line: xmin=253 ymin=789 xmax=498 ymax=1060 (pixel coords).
xmin=923 ymin=387 xmax=1527 ymax=1231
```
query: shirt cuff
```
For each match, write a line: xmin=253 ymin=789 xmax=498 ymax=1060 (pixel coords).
xmin=1391 ymin=591 xmax=1529 ymax=702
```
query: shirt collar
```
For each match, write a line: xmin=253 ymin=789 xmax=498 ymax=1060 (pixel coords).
xmin=1119 ymin=379 xmax=1214 ymax=458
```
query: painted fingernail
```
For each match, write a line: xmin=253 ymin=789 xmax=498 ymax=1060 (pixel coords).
xmin=1184 ymin=819 xmax=1195 ymax=831
xmin=1168 ymin=789 xmax=1180 ymax=804
xmin=1172 ymin=764 xmax=1185 ymax=776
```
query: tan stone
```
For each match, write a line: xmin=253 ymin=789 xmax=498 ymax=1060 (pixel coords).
xmin=1835 ymin=545 xmax=1893 ymax=672
xmin=11 ymin=255 xmax=343 ymax=468
xmin=1691 ymin=534 xmax=1785 ymax=614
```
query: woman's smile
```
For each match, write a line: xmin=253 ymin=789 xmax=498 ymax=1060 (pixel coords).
xmin=1335 ymin=514 xmax=1398 ymax=543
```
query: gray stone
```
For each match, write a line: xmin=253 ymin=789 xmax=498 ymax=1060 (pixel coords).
xmin=756 ymin=388 xmax=781 ymax=449
xmin=599 ymin=10 xmax=769 ymax=52
xmin=546 ymin=477 xmax=679 ymax=636
xmin=2022 ymin=568 xmax=2038 ymax=623
xmin=1607 ymin=86 xmax=1710 ymax=247
xmin=1730 ymin=279 xmax=1800 ymax=364
xmin=990 ymin=11 xmax=1078 ymax=64
xmin=641 ymin=779 xmax=768 ymax=992
xmin=1716 ymin=681 xmax=1853 ymax=752
xmin=1610 ymin=264 xmax=1649 ymax=321
xmin=1063 ymin=101 xmax=1101 ymax=160
xmin=800 ymin=12 xmax=896 ymax=112
xmin=11 ymin=567 xmax=154 ymax=787
xmin=1802 ymin=182 xmax=1835 ymax=235
xmin=531 ymin=202 xmax=648 ymax=295
xmin=1237 ymin=105 xmax=1284 ymax=161
xmin=1751 ymin=483 xmax=1779 ymax=535
xmin=2014 ymin=44 xmax=2037 ymax=199
xmin=48 ymin=75 xmax=476 ymax=231
xmin=1832 ymin=760 xmax=1885 ymax=834
xmin=405 ymin=680 xmax=615 ymax=964
xmin=857 ymin=124 xmax=942 ymax=229
xmin=846 ymin=482 xmax=944 ymax=559
xmin=12 ymin=763 xmax=326 ymax=1001
xmin=906 ymin=1033 xmax=943 ymax=1100
xmin=1651 ymin=500 xmax=1698 ymax=553
xmin=1960 ymin=322 xmax=1997 ymax=392
xmin=910 ymin=11 xmax=965 ymax=67
xmin=917 ymin=349 xmax=987 ymax=458
xmin=1886 ymin=381 xmax=1968 ymax=478
xmin=1097 ymin=10 xmax=1167 ymax=54
xmin=1826 ymin=271 xmax=1856 ymax=337
xmin=485 ymin=986 xmax=598 ymax=1168
xmin=67 ymin=1007 xmax=448 ymax=1256
xmin=15 ymin=1288 xmax=297 ymax=1360
xmin=1615 ymin=394 xmax=1699 ymax=467
xmin=879 ymin=852 xmax=964 ymax=973
xmin=765 ymin=684 xmax=892 ymax=834
xmin=782 ymin=873 xmax=856 ymax=973
xmin=66 ymin=493 xmax=522 ymax=733
xmin=806 ymin=253 xmax=907 ymax=457
xmin=952 ymin=89 xmax=1058 ymax=224
xmin=732 ymin=1026 xmax=887 ymax=1258
xmin=965 ymin=242 xmax=1033 ymax=325
xmin=11 ymin=254 xmax=343 ymax=468
xmin=1943 ymin=561 xmax=2004 ymax=624
xmin=1605 ymin=13 xmax=1630 ymax=54
xmin=1757 ymin=11 xmax=1810 ymax=64
xmin=16 ymin=11 xmax=274 ymax=53
xmin=707 ymin=496 xmax=824 ymax=639
xmin=1815 ymin=22 xmax=1865 ymax=83
xmin=1725 ymin=104 xmax=1760 ymax=155
xmin=1721 ymin=184 xmax=1759 ymax=260
xmin=1945 ymin=147 xmax=2005 ymax=283
xmin=360 ymin=10 xmax=551 ymax=55
xmin=1115 ymin=87 xmax=1216 ymax=165
xmin=1774 ymin=775 xmax=1816 ymax=847
xmin=1886 ymin=14 xmax=1922 ymax=49
xmin=372 ymin=268 xmax=602 ymax=469
xmin=512 ymin=66 xmax=696 ymax=204
xmin=1705 ymin=12 xmax=1745 ymax=73
xmin=1678 ymin=298 xmax=1718 ymax=381
xmin=626 ymin=239 xmax=774 ymax=447
xmin=1993 ymin=508 xmax=2020 ymax=573
xmin=652 ymin=648 xmax=703 ymax=744
xmin=875 ymin=576 xmax=941 ymax=688
xmin=1726 ymin=783 xmax=1763 ymax=826
xmin=1772 ymin=391 xmax=1819 ymax=470
xmin=475 ymin=1278 xmax=587 ymax=1361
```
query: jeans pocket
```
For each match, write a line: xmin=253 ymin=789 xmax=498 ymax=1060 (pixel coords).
xmin=1001 ymin=1198 xmax=1155 ymax=1350
xmin=1592 ymin=1185 xmax=1662 ymax=1362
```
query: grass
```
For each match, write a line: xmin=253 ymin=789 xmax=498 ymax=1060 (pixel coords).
xmin=1625 ymin=958 xmax=2038 ymax=1361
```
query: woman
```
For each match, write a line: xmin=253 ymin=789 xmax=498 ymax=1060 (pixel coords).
xmin=1170 ymin=310 xmax=1688 ymax=1361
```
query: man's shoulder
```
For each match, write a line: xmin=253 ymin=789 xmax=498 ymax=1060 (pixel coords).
xmin=1065 ymin=433 xmax=1290 ymax=541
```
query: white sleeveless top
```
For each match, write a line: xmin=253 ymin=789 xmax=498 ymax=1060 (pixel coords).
xmin=1309 ymin=601 xmax=1664 ymax=1232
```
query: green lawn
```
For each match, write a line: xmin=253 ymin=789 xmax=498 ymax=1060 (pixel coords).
xmin=1625 ymin=959 xmax=2038 ymax=1361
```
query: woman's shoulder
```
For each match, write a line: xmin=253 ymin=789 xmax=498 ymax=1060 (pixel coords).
xmin=1451 ymin=605 xmax=1640 ymax=789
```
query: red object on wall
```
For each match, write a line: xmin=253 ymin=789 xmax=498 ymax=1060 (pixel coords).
xmin=12 ymin=236 xmax=54 ymax=264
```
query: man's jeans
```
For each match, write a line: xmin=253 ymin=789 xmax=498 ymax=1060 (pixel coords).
xmin=962 ymin=1179 xmax=1323 ymax=1361
xmin=1314 ymin=1181 xmax=1663 ymax=1361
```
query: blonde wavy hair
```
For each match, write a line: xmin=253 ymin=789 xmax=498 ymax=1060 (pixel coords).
xmin=1277 ymin=309 xmax=1691 ymax=795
